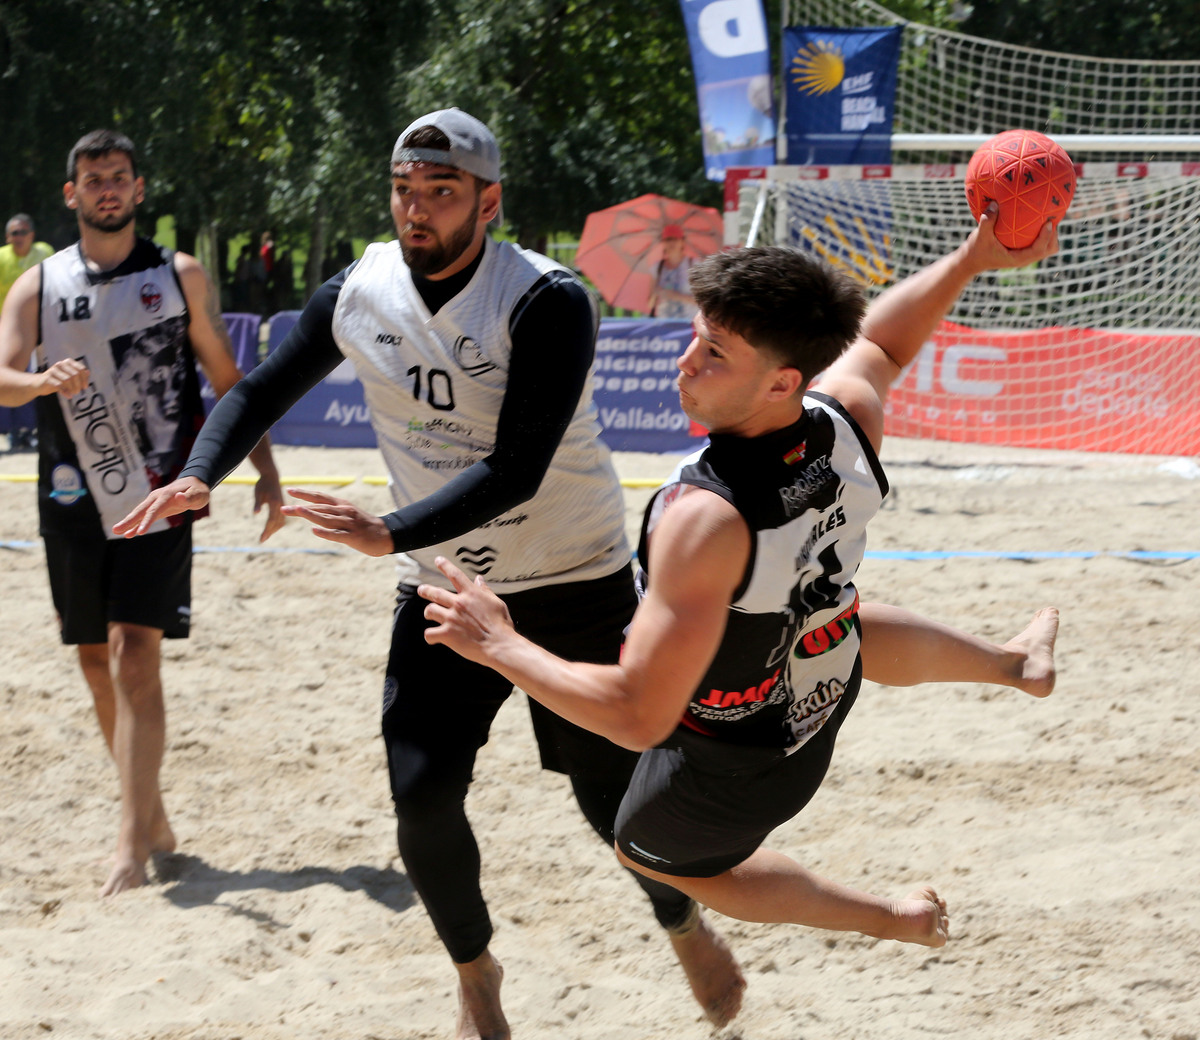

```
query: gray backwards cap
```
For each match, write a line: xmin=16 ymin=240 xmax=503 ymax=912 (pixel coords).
xmin=392 ymin=108 xmax=501 ymax=182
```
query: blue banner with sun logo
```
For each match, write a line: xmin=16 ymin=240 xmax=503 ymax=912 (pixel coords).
xmin=783 ymin=25 xmax=901 ymax=165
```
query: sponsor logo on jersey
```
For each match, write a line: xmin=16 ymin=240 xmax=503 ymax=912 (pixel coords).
xmin=778 ymin=454 xmax=833 ymax=516
xmin=787 ymin=677 xmax=847 ymax=736
xmin=794 ymin=596 xmax=857 ymax=659
xmin=453 ymin=335 xmax=497 ymax=376
xmin=140 ymin=282 xmax=163 ymax=313
xmin=375 ymin=332 xmax=404 ymax=345
xmin=425 ymin=417 xmax=475 ymax=436
xmin=49 ymin=463 xmax=87 ymax=506
xmin=456 ymin=545 xmax=498 ymax=575
xmin=694 ymin=668 xmax=782 ymax=715
xmin=478 ymin=513 xmax=529 ymax=530
xmin=64 ymin=362 xmax=134 ymax=496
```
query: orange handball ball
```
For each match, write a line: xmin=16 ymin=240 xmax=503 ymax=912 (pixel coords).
xmin=964 ymin=129 xmax=1077 ymax=248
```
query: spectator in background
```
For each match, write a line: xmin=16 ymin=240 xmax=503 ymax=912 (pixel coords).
xmin=648 ymin=224 xmax=698 ymax=321
xmin=1 ymin=214 xmax=54 ymax=309
xmin=259 ymin=229 xmax=275 ymax=277
xmin=1 ymin=214 xmax=54 ymax=448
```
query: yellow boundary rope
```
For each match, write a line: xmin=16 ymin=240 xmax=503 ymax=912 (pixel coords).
xmin=0 ymin=473 xmax=665 ymax=489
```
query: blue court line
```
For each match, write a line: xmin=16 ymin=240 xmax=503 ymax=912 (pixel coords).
xmin=2 ymin=541 xmax=1198 ymax=561
xmin=865 ymin=549 xmax=1199 ymax=561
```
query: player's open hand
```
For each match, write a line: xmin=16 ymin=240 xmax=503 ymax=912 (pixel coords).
xmin=113 ymin=476 xmax=212 ymax=538
xmin=419 ymin=556 xmax=515 ymax=664
xmin=969 ymin=201 xmax=1059 ymax=271
xmin=280 ymin=487 xmax=392 ymax=556
xmin=253 ymin=472 xmax=286 ymax=543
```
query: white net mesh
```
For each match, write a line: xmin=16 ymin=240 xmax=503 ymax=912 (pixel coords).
xmin=744 ymin=3 xmax=1200 ymax=454
xmin=734 ymin=165 xmax=1200 ymax=454
xmin=786 ymin=0 xmax=1200 ymax=148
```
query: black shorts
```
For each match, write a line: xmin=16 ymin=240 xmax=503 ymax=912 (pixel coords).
xmin=383 ymin=563 xmax=641 ymax=783
xmin=615 ymin=660 xmax=861 ymax=878
xmin=42 ymin=522 xmax=193 ymax=645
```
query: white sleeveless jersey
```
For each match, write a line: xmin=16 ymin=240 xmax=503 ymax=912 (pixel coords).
xmin=37 ymin=240 xmax=198 ymax=538
xmin=331 ymin=238 xmax=629 ymax=592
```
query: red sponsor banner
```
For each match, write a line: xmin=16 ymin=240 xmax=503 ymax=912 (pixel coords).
xmin=882 ymin=322 xmax=1200 ymax=455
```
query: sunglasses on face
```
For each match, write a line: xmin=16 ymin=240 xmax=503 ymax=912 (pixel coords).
xmin=8 ymin=229 xmax=32 ymax=236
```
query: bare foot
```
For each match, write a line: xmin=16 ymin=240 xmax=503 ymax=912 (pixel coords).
xmin=668 ymin=907 xmax=747 ymax=1027
xmin=455 ymin=951 xmax=509 ymax=1040
xmin=149 ymin=813 xmax=177 ymax=855
xmin=887 ymin=886 xmax=949 ymax=947
xmin=1004 ymin=607 xmax=1059 ymax=698
xmin=100 ymin=854 xmax=148 ymax=898
xmin=101 ymin=804 xmax=174 ymax=897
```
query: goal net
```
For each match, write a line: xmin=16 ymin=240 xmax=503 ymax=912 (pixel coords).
xmin=783 ymin=0 xmax=1200 ymax=145
xmin=731 ymin=163 xmax=1200 ymax=456
xmin=737 ymin=2 xmax=1200 ymax=455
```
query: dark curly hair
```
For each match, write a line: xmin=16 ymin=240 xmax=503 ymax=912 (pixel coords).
xmin=688 ymin=246 xmax=866 ymax=387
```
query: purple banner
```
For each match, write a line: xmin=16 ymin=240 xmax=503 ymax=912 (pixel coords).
xmin=593 ymin=318 xmax=700 ymax=453
xmin=263 ymin=310 xmax=375 ymax=448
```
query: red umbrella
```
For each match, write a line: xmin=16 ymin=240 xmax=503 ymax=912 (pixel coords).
xmin=574 ymin=194 xmax=724 ymax=314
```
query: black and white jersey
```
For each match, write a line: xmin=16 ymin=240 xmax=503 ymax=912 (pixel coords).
xmin=637 ymin=392 xmax=888 ymax=750
xmin=36 ymin=239 xmax=201 ymax=538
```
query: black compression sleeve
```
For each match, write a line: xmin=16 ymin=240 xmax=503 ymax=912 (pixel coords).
xmin=180 ymin=273 xmax=348 ymax=486
xmin=383 ymin=270 xmax=597 ymax=553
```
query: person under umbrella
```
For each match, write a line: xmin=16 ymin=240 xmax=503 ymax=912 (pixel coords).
xmin=648 ymin=224 xmax=699 ymax=321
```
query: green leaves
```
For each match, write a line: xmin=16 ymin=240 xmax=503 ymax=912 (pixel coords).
xmin=4 ymin=0 xmax=1194 ymax=271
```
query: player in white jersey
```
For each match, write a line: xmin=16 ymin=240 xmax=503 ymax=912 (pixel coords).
xmin=419 ymin=211 xmax=1060 ymax=1010
xmin=0 ymin=129 xmax=284 ymax=897
xmin=115 ymin=108 xmax=728 ymax=1038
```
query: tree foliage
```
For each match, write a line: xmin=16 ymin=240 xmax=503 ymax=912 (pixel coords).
xmin=0 ymin=0 xmax=714 ymax=269
xmin=1 ymin=0 xmax=1192 ymax=284
xmin=957 ymin=0 xmax=1200 ymax=61
xmin=389 ymin=2 xmax=717 ymax=244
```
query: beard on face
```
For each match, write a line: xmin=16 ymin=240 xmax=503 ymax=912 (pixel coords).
xmin=79 ymin=204 xmax=136 ymax=234
xmin=400 ymin=194 xmax=480 ymax=276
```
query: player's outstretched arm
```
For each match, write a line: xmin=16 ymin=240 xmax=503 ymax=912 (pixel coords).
xmin=818 ymin=204 xmax=1058 ymax=451
xmin=280 ymin=487 xmax=393 ymax=557
xmin=420 ymin=487 xmax=749 ymax=751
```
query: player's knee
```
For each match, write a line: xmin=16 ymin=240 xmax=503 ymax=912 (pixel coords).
xmin=387 ymin=751 xmax=469 ymax=820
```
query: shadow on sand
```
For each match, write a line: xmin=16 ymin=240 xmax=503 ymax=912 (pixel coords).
xmin=152 ymin=852 xmax=416 ymax=921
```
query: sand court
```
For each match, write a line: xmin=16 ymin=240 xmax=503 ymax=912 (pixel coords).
xmin=1 ymin=439 xmax=1197 ymax=1039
